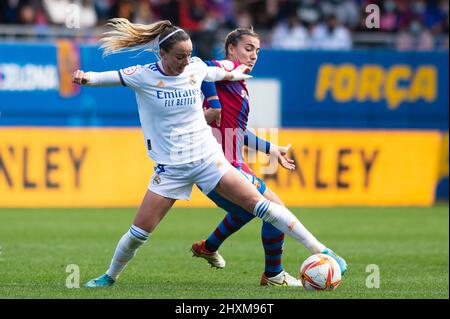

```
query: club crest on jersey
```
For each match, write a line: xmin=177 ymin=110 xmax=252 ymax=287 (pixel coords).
xmin=156 ymin=80 xmax=165 ymax=87
xmin=216 ymin=159 xmax=224 ymax=168
xmin=122 ymin=66 xmax=137 ymax=75
xmin=189 ymin=74 xmax=196 ymax=85
xmin=152 ymin=174 xmax=161 ymax=185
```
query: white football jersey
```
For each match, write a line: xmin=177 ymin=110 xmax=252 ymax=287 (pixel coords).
xmin=119 ymin=57 xmax=221 ymax=165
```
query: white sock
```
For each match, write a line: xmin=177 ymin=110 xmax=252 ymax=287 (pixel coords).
xmin=253 ymin=199 xmax=326 ymax=254
xmin=106 ymin=225 xmax=149 ymax=280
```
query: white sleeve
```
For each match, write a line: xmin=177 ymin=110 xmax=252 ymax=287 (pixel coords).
xmin=204 ymin=66 xmax=227 ymax=82
xmin=85 ymin=71 xmax=122 ymax=86
xmin=215 ymin=60 xmax=235 ymax=71
xmin=205 ymin=65 xmax=252 ymax=82
xmin=189 ymin=57 xmax=226 ymax=82
xmin=117 ymin=65 xmax=145 ymax=90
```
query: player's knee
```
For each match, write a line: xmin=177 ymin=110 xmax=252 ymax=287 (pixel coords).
xmin=270 ymin=194 xmax=284 ymax=206
xmin=264 ymin=189 xmax=284 ymax=206
xmin=248 ymin=195 xmax=265 ymax=213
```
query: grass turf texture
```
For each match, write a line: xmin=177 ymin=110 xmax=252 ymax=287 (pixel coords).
xmin=0 ymin=206 xmax=448 ymax=299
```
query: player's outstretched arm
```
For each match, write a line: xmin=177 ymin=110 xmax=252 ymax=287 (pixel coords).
xmin=271 ymin=144 xmax=295 ymax=171
xmin=245 ymin=130 xmax=295 ymax=171
xmin=72 ymin=70 xmax=122 ymax=86
xmin=205 ymin=64 xmax=252 ymax=82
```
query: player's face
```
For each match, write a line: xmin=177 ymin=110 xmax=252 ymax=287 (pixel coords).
xmin=160 ymin=40 xmax=193 ymax=75
xmin=228 ymin=35 xmax=260 ymax=71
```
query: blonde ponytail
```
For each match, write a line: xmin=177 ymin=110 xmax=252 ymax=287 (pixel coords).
xmin=100 ymin=18 xmax=173 ymax=56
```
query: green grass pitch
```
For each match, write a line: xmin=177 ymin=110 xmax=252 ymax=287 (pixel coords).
xmin=0 ymin=205 xmax=448 ymax=299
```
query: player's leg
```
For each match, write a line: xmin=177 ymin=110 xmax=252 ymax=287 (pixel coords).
xmin=132 ymin=190 xmax=176 ymax=232
xmin=86 ymin=163 xmax=193 ymax=288
xmin=192 ymin=185 xmax=300 ymax=285
xmin=261 ymin=188 xmax=347 ymax=275
xmin=105 ymin=190 xmax=175 ymax=280
xmin=258 ymin=187 xmax=288 ymax=284
xmin=196 ymin=165 xmax=262 ymax=259
xmin=249 ymin=186 xmax=298 ymax=286
xmin=190 ymin=157 xmax=253 ymax=268
xmin=192 ymin=163 xmax=276 ymax=270
xmin=191 ymin=190 xmax=254 ymax=268
xmin=214 ymin=167 xmax=347 ymax=274
xmin=203 ymin=192 xmax=255 ymax=254
xmin=85 ymin=190 xmax=176 ymax=287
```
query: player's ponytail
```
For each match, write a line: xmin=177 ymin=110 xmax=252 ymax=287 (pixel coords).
xmin=100 ymin=18 xmax=189 ymax=57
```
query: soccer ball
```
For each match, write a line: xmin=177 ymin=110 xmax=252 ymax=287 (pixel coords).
xmin=300 ymin=253 xmax=342 ymax=291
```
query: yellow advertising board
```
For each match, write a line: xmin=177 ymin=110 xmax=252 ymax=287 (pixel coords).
xmin=0 ymin=127 xmax=152 ymax=207
xmin=438 ymin=131 xmax=449 ymax=180
xmin=245 ymin=129 xmax=442 ymax=206
xmin=0 ymin=127 xmax=442 ymax=207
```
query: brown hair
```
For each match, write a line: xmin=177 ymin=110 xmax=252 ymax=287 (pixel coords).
xmin=224 ymin=27 xmax=259 ymax=57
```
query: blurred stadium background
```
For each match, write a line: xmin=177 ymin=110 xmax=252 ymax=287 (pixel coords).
xmin=0 ymin=0 xmax=448 ymax=299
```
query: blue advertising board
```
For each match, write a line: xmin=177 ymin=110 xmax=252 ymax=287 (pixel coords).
xmin=250 ymin=50 xmax=448 ymax=130
xmin=1 ymin=42 xmax=448 ymax=130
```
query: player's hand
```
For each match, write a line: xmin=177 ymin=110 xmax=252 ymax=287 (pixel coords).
xmin=204 ymin=107 xmax=221 ymax=126
xmin=229 ymin=64 xmax=252 ymax=81
xmin=235 ymin=63 xmax=251 ymax=74
xmin=71 ymin=70 xmax=90 ymax=85
xmin=216 ymin=112 xmax=221 ymax=126
xmin=272 ymin=144 xmax=295 ymax=171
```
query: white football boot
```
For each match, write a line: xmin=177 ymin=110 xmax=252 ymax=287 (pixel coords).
xmin=260 ymin=271 xmax=303 ymax=287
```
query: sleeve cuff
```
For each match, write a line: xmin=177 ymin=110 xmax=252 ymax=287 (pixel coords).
xmin=117 ymin=70 xmax=126 ymax=87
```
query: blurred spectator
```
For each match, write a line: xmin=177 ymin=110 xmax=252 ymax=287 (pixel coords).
xmin=34 ymin=0 xmax=49 ymax=25
xmin=43 ymin=0 xmax=97 ymax=28
xmin=210 ymin=0 xmax=236 ymax=29
xmin=43 ymin=0 xmax=70 ymax=25
xmin=319 ymin=0 xmax=360 ymax=30
xmin=179 ymin=0 xmax=206 ymax=31
xmin=297 ymin=0 xmax=321 ymax=28
xmin=396 ymin=0 xmax=415 ymax=31
xmin=93 ymin=0 xmax=112 ymax=25
xmin=178 ymin=0 xmax=219 ymax=60
xmin=152 ymin=0 xmax=179 ymax=25
xmin=271 ymin=13 xmax=310 ymax=49
xmin=396 ymin=17 xmax=435 ymax=51
xmin=115 ymin=0 xmax=134 ymax=21
xmin=43 ymin=0 xmax=98 ymax=28
xmin=14 ymin=0 xmax=48 ymax=25
xmin=395 ymin=28 xmax=415 ymax=50
xmin=424 ymin=0 xmax=447 ymax=30
xmin=380 ymin=0 xmax=399 ymax=32
xmin=0 ymin=0 xmax=447 ymax=52
xmin=18 ymin=2 xmax=35 ymax=24
xmin=311 ymin=13 xmax=352 ymax=50
xmin=134 ymin=0 xmax=155 ymax=25
xmin=247 ymin=0 xmax=278 ymax=30
xmin=79 ymin=0 xmax=97 ymax=28
xmin=417 ymin=27 xmax=435 ymax=50
xmin=1 ymin=0 xmax=20 ymax=23
xmin=437 ymin=0 xmax=449 ymax=49
xmin=426 ymin=0 xmax=449 ymax=49
xmin=234 ymin=9 xmax=253 ymax=28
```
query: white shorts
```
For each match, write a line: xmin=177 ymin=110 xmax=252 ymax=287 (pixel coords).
xmin=148 ymin=151 xmax=232 ymax=200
